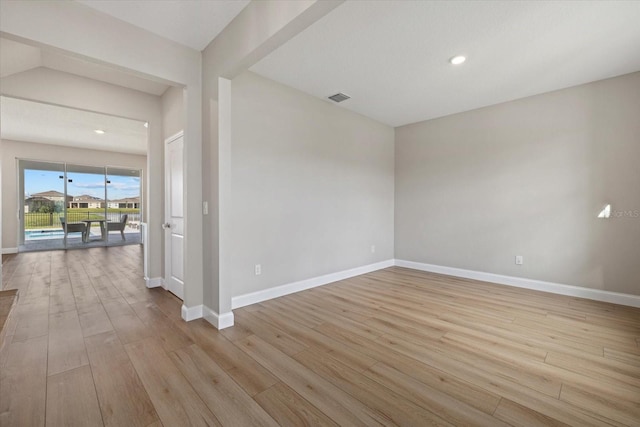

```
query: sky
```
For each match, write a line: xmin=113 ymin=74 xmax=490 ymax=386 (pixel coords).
xmin=25 ymin=169 xmax=140 ymax=200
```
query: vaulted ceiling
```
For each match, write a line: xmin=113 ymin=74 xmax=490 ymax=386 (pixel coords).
xmin=76 ymin=0 xmax=250 ymax=51
xmin=0 ymin=38 xmax=169 ymax=96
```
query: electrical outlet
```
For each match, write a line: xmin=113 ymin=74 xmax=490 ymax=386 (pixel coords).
xmin=255 ymin=264 xmax=261 ymax=275
xmin=371 ymin=245 xmax=376 ymax=253
xmin=202 ymin=201 xmax=208 ymax=215
xmin=515 ymin=255 xmax=523 ymax=265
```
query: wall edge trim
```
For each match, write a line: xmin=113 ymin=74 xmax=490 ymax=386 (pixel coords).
xmin=203 ymin=306 xmax=234 ymax=330
xmin=231 ymin=259 xmax=395 ymax=309
xmin=145 ymin=276 xmax=164 ymax=289
xmin=181 ymin=304 xmax=203 ymax=322
xmin=395 ymin=259 xmax=640 ymax=308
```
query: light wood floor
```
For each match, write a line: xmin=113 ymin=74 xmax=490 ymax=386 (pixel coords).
xmin=1 ymin=246 xmax=639 ymax=426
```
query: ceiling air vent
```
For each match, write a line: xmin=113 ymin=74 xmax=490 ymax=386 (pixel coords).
xmin=328 ymin=93 xmax=351 ymax=103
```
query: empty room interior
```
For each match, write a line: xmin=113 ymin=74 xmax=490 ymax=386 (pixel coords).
xmin=1 ymin=1 xmax=639 ymax=426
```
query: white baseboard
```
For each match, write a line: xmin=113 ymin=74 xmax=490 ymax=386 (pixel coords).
xmin=1 ymin=248 xmax=18 ymax=255
xmin=232 ymin=259 xmax=395 ymax=309
xmin=395 ymin=259 xmax=640 ymax=309
xmin=144 ymin=277 xmax=164 ymax=289
xmin=181 ymin=304 xmax=203 ymax=322
xmin=203 ymin=306 xmax=234 ymax=330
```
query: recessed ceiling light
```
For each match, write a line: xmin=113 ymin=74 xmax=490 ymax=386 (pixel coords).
xmin=449 ymin=55 xmax=466 ymax=65
xmin=94 ymin=129 xmax=105 ymax=134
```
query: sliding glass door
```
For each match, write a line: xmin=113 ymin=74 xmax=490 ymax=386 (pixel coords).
xmin=65 ymin=164 xmax=108 ymax=248
xmin=19 ymin=159 xmax=142 ymax=252
xmin=21 ymin=161 xmax=67 ymax=250
xmin=106 ymin=167 xmax=142 ymax=244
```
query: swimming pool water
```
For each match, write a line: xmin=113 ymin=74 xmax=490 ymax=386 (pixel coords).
xmin=25 ymin=229 xmax=81 ymax=240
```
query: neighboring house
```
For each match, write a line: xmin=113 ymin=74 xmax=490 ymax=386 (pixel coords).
xmin=30 ymin=190 xmax=72 ymax=204
xmin=107 ymin=197 xmax=140 ymax=209
xmin=25 ymin=191 xmax=139 ymax=211
xmin=68 ymin=195 xmax=104 ymax=209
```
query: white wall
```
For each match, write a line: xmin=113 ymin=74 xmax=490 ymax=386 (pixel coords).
xmin=162 ymin=86 xmax=184 ymax=139
xmin=201 ymin=1 xmax=343 ymax=325
xmin=230 ymin=72 xmax=394 ymax=298
xmin=395 ymin=72 xmax=640 ymax=296
xmin=1 ymin=140 xmax=146 ymax=250
xmin=0 ymin=137 xmax=3 ymax=285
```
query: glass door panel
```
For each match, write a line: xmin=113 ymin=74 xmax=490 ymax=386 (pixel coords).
xmin=19 ymin=160 xmax=142 ymax=252
xmin=105 ymin=167 xmax=142 ymax=244
xmin=65 ymin=164 xmax=107 ymax=248
xmin=21 ymin=160 xmax=66 ymax=251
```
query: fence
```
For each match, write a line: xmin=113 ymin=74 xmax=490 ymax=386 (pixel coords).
xmin=24 ymin=211 xmax=141 ymax=229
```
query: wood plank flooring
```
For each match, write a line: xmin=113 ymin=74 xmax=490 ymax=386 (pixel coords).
xmin=1 ymin=246 xmax=639 ymax=426
xmin=0 ymin=289 xmax=18 ymax=351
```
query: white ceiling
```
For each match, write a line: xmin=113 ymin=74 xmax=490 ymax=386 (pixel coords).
xmin=3 ymin=1 xmax=639 ymax=136
xmin=76 ymin=0 xmax=250 ymax=51
xmin=0 ymin=38 xmax=41 ymax=78
xmin=0 ymin=38 xmax=170 ymax=96
xmin=0 ymin=97 xmax=148 ymax=155
xmin=251 ymin=1 xmax=640 ymax=127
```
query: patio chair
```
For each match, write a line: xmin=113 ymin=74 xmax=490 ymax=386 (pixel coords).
xmin=60 ymin=218 xmax=87 ymax=241
xmin=107 ymin=214 xmax=128 ymax=241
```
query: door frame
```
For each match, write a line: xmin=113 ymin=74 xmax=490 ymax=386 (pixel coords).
xmin=164 ymin=130 xmax=185 ymax=299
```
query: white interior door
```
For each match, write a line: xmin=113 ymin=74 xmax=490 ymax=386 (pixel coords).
xmin=165 ymin=132 xmax=184 ymax=299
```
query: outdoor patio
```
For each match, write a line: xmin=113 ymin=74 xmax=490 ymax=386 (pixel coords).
xmin=20 ymin=224 xmax=141 ymax=252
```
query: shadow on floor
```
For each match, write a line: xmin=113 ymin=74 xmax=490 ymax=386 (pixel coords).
xmin=20 ymin=231 xmax=141 ymax=252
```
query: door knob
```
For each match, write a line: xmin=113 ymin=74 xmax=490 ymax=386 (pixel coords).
xmin=162 ymin=223 xmax=171 ymax=229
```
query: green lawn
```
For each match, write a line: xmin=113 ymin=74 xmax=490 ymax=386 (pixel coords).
xmin=76 ymin=208 xmax=140 ymax=214
xmin=25 ymin=209 xmax=139 ymax=229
